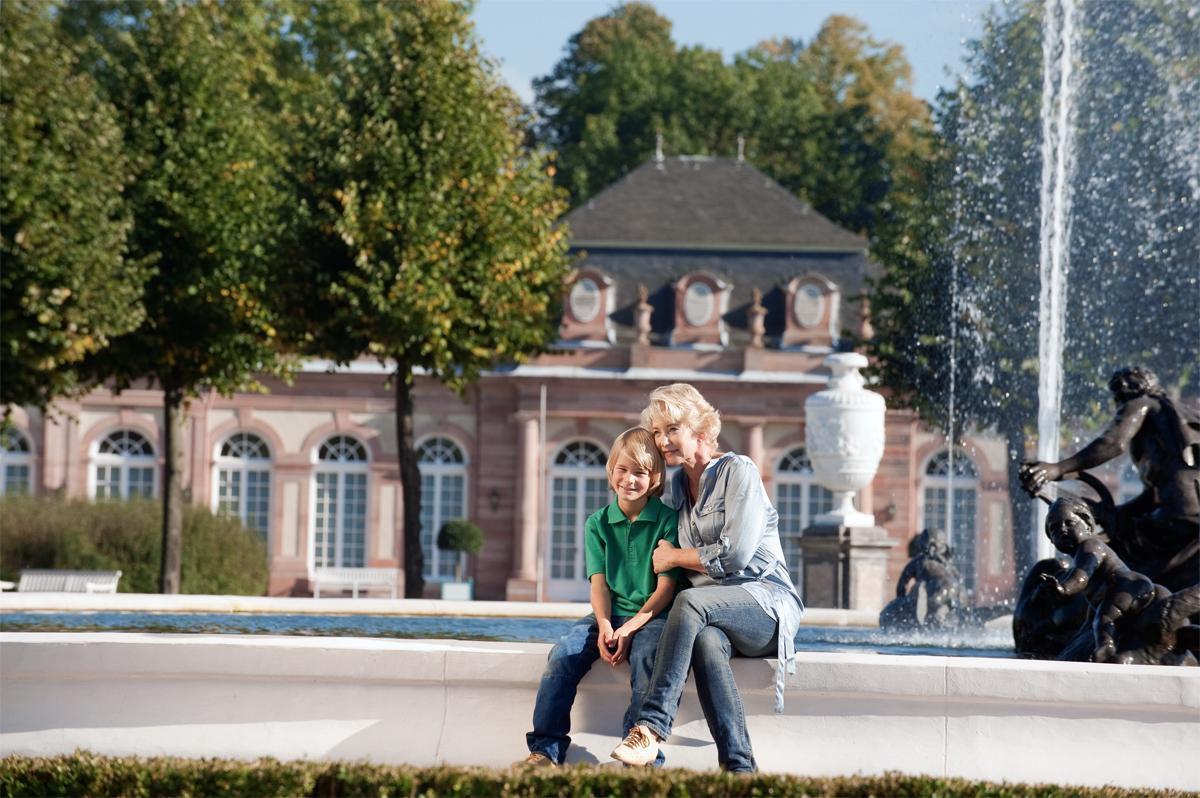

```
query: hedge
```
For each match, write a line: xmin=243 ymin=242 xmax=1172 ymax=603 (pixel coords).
xmin=0 ymin=754 xmax=1190 ymax=798
xmin=0 ymin=496 xmax=267 ymax=594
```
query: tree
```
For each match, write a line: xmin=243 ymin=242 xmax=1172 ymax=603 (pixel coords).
xmin=1 ymin=0 xmax=147 ymax=410
xmin=533 ymin=2 xmax=685 ymax=205
xmin=275 ymin=0 xmax=571 ymax=598
xmin=61 ymin=1 xmax=291 ymax=593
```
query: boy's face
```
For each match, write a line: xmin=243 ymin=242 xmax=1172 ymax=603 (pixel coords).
xmin=611 ymin=453 xmax=654 ymax=503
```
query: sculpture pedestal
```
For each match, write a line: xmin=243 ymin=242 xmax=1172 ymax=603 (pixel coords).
xmin=799 ymin=524 xmax=897 ymax=611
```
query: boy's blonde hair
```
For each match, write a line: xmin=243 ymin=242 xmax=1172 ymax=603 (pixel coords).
xmin=640 ymin=383 xmax=722 ymax=443
xmin=606 ymin=427 xmax=666 ymax=497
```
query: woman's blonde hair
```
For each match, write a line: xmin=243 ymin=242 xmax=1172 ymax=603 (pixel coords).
xmin=607 ymin=427 xmax=666 ymax=497
xmin=640 ymin=383 xmax=721 ymax=443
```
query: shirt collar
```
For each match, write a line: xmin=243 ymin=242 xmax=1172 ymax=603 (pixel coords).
xmin=607 ymin=496 xmax=662 ymax=525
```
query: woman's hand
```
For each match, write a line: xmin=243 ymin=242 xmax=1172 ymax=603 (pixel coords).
xmin=653 ymin=539 xmax=677 ymax=574
xmin=611 ymin=630 xmax=632 ymax=666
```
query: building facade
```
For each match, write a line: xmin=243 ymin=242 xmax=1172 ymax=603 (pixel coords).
xmin=4 ymin=157 xmax=1019 ymax=606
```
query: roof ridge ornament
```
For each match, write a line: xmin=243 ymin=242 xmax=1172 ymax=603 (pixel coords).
xmin=737 ymin=134 xmax=745 ymax=164
xmin=655 ymin=130 xmax=664 ymax=170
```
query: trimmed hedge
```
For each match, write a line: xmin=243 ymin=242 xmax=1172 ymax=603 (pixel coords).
xmin=0 ymin=496 xmax=267 ymax=594
xmin=0 ymin=753 xmax=1190 ymax=798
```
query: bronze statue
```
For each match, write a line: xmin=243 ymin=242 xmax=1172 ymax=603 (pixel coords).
xmin=879 ymin=529 xmax=967 ymax=630
xmin=1020 ymin=366 xmax=1200 ymax=590
xmin=1014 ymin=366 xmax=1199 ymax=665
xmin=1038 ymin=497 xmax=1167 ymax=662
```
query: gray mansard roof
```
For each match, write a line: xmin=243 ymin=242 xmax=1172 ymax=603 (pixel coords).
xmin=560 ymin=157 xmax=875 ymax=349
xmin=564 ymin=157 xmax=867 ymax=252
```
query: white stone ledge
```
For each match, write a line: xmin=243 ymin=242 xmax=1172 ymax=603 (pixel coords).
xmin=1 ymin=632 xmax=1196 ymax=791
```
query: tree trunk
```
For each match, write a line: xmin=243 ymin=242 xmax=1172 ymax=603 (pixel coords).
xmin=160 ymin=388 xmax=185 ymax=594
xmin=395 ymin=369 xmax=425 ymax=598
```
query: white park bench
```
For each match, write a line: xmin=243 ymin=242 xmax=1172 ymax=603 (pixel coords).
xmin=17 ymin=569 xmax=122 ymax=594
xmin=310 ymin=567 xmax=399 ymax=599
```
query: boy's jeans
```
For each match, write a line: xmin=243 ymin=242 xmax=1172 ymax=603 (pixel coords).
xmin=637 ymin=586 xmax=778 ymax=773
xmin=527 ymin=613 xmax=668 ymax=765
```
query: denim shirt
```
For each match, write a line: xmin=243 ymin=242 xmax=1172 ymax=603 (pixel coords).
xmin=663 ymin=453 xmax=804 ymax=712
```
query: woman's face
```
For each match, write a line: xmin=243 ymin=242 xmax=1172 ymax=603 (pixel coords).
xmin=650 ymin=419 xmax=703 ymax=467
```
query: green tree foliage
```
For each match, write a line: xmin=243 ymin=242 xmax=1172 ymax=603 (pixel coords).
xmin=437 ymin=518 xmax=484 ymax=583
xmin=274 ymin=0 xmax=571 ymax=597
xmin=533 ymin=2 xmax=681 ymax=203
xmin=0 ymin=0 xmax=148 ymax=410
xmin=59 ymin=0 xmax=291 ymax=593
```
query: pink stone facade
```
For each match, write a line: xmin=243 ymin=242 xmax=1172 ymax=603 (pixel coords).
xmin=3 ymin=359 xmax=1020 ymax=606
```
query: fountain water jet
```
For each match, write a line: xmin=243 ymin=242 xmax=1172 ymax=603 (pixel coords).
xmin=1034 ymin=0 xmax=1080 ymax=564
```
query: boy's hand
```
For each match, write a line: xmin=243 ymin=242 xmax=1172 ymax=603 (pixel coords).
xmin=653 ymin=539 xmax=677 ymax=573
xmin=597 ymin=623 xmax=618 ymax=665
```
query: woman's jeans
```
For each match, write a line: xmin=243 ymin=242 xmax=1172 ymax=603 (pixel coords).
xmin=527 ymin=613 xmax=668 ymax=765
xmin=637 ymin=586 xmax=778 ymax=772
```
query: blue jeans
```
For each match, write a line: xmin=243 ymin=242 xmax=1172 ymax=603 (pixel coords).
xmin=637 ymin=586 xmax=778 ymax=772
xmin=527 ymin=613 xmax=668 ymax=765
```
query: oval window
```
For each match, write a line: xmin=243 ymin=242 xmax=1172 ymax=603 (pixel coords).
xmin=684 ymin=281 xmax=714 ymax=326
xmin=793 ymin=284 xmax=825 ymax=328
xmin=568 ymin=278 xmax=601 ymax=323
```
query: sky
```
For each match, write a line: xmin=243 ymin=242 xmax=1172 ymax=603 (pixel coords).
xmin=470 ymin=0 xmax=994 ymax=107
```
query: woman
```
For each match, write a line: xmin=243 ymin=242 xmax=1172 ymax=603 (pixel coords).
xmin=610 ymin=383 xmax=803 ymax=772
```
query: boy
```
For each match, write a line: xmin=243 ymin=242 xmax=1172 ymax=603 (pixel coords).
xmin=517 ymin=427 xmax=681 ymax=767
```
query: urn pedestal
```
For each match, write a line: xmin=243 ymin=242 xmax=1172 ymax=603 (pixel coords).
xmin=799 ymin=523 xmax=896 ymax=611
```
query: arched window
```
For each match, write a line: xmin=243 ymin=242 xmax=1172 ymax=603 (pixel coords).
xmin=1 ymin=428 xmax=33 ymax=496
xmin=418 ymin=436 xmax=468 ymax=582
xmin=92 ymin=429 xmax=156 ymax=500
xmin=312 ymin=435 xmax=369 ymax=569
xmin=921 ymin=450 xmax=979 ymax=594
xmin=548 ymin=440 xmax=609 ymax=600
xmin=215 ymin=433 xmax=272 ymax=539
xmin=774 ymin=447 xmax=834 ymax=590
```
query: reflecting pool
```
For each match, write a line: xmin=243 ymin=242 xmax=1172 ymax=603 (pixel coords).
xmin=0 ymin=611 xmax=1014 ymax=658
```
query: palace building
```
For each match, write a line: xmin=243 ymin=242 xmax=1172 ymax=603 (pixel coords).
xmin=3 ymin=156 xmax=1019 ymax=606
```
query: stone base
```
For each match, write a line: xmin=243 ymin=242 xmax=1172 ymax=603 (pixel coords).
xmin=505 ymin=577 xmax=538 ymax=602
xmin=799 ymin=524 xmax=897 ymax=612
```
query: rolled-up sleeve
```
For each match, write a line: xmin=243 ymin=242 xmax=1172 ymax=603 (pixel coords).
xmin=698 ymin=458 xmax=768 ymax=579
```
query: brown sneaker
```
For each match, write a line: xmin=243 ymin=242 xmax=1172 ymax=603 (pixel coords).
xmin=610 ymin=723 xmax=659 ymax=767
xmin=513 ymin=751 xmax=556 ymax=768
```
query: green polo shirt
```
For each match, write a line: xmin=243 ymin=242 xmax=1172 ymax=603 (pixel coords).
xmin=584 ymin=495 xmax=681 ymax=617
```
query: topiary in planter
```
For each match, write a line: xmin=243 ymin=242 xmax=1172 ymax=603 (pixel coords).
xmin=436 ymin=519 xmax=484 ymax=583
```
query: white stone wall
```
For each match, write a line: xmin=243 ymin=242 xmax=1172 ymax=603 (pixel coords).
xmin=2 ymin=631 xmax=1195 ymax=790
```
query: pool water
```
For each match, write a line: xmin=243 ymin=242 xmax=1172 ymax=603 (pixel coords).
xmin=0 ymin=611 xmax=1015 ymax=658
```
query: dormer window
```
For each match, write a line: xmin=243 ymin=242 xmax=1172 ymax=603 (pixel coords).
xmin=559 ymin=269 xmax=614 ymax=345
xmin=568 ymin=278 xmax=602 ymax=323
xmin=683 ymin=281 xmax=714 ymax=326
xmin=792 ymin=283 xmax=825 ymax=328
xmin=782 ymin=274 xmax=838 ymax=349
xmin=671 ymin=272 xmax=729 ymax=347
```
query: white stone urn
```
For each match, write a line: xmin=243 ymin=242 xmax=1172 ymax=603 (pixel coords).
xmin=805 ymin=353 xmax=886 ymax=528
